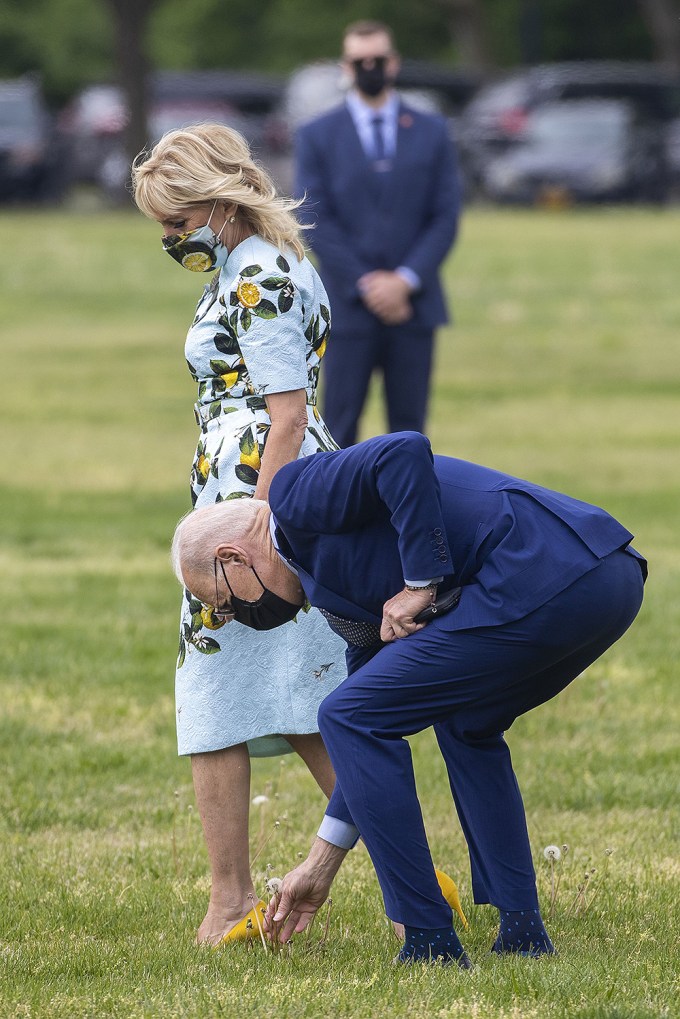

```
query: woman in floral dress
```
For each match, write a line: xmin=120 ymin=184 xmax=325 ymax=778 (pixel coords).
xmin=132 ymin=124 xmax=345 ymax=945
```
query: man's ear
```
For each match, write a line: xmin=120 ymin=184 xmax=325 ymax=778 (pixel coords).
xmin=215 ymin=543 xmax=250 ymax=567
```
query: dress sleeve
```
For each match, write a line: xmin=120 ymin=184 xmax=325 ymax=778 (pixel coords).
xmin=218 ymin=261 xmax=308 ymax=396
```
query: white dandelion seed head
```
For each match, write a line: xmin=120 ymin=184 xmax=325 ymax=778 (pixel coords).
xmin=562 ymin=844 xmax=569 ymax=854
xmin=543 ymin=845 xmax=562 ymax=861
xmin=604 ymin=847 xmax=614 ymax=856
xmin=252 ymin=795 xmax=269 ymax=806
xmin=265 ymin=877 xmax=283 ymax=895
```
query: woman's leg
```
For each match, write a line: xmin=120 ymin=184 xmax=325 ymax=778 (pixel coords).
xmin=191 ymin=744 xmax=256 ymax=945
xmin=284 ymin=732 xmax=336 ymax=798
xmin=192 ymin=735 xmax=334 ymax=944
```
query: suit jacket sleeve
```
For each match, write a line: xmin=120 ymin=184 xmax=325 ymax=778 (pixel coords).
xmin=271 ymin=431 xmax=455 ymax=583
xmin=294 ymin=123 xmax=371 ymax=298
xmin=399 ymin=120 xmax=461 ymax=285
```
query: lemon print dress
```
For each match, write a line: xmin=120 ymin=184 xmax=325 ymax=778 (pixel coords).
xmin=176 ymin=235 xmax=345 ymax=757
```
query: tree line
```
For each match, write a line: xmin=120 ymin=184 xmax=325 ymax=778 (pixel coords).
xmin=3 ymin=0 xmax=679 ymax=109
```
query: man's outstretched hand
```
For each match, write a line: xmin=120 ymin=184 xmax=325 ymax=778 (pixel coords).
xmin=264 ymin=838 xmax=348 ymax=944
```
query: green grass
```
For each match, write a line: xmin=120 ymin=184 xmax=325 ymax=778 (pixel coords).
xmin=0 ymin=207 xmax=678 ymax=1018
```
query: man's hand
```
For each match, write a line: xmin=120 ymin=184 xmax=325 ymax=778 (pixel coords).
xmin=264 ymin=838 xmax=347 ymax=943
xmin=381 ymin=586 xmax=433 ymax=642
xmin=359 ymin=271 xmax=413 ymax=325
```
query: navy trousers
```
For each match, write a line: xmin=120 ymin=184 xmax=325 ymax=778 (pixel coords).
xmin=322 ymin=321 xmax=434 ymax=448
xmin=317 ymin=550 xmax=644 ymax=927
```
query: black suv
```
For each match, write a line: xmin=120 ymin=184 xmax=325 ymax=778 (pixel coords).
xmin=0 ymin=77 xmax=64 ymax=202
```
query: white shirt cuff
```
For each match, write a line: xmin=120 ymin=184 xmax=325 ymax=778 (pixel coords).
xmin=317 ymin=815 xmax=361 ymax=850
xmin=403 ymin=576 xmax=443 ymax=587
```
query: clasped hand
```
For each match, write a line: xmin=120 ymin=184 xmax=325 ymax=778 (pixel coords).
xmin=358 ymin=270 xmax=413 ymax=325
xmin=380 ymin=586 xmax=432 ymax=643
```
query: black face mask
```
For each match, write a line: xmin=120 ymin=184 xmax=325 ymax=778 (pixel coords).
xmin=214 ymin=559 xmax=301 ymax=631
xmin=352 ymin=57 xmax=389 ymax=98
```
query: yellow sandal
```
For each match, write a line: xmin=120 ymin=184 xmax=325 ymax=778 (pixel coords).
xmin=219 ymin=899 xmax=267 ymax=944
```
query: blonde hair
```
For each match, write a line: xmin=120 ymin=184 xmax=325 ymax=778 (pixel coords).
xmin=131 ymin=123 xmax=307 ymax=260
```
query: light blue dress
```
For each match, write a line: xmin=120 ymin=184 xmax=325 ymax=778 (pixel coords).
xmin=176 ymin=235 xmax=346 ymax=757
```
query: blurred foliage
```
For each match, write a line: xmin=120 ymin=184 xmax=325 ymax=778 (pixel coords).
xmin=0 ymin=0 xmax=660 ymax=107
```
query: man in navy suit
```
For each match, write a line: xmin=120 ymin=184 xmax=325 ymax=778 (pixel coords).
xmin=295 ymin=21 xmax=461 ymax=447
xmin=172 ymin=433 xmax=646 ymax=965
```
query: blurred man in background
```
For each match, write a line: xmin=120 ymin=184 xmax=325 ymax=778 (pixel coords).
xmin=295 ymin=20 xmax=462 ymax=448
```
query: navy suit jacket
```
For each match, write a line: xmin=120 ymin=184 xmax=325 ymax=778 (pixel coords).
xmin=294 ymin=102 xmax=461 ymax=334
xmin=269 ymin=433 xmax=645 ymax=665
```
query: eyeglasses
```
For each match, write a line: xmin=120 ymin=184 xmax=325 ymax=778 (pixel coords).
xmin=213 ymin=558 xmax=234 ymax=621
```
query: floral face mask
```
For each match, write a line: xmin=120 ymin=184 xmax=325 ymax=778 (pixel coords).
xmin=162 ymin=200 xmax=230 ymax=272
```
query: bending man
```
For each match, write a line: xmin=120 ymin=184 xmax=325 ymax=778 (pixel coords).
xmin=171 ymin=432 xmax=646 ymax=966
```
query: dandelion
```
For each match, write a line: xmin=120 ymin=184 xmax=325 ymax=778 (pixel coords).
xmin=251 ymin=819 xmax=282 ymax=867
xmin=247 ymin=892 xmax=268 ymax=952
xmin=562 ymin=844 xmax=569 ymax=855
xmin=605 ymin=847 xmax=614 ymax=857
xmin=252 ymin=794 xmax=270 ymax=843
xmin=266 ymin=876 xmax=283 ymax=895
xmin=544 ymin=845 xmax=563 ymax=918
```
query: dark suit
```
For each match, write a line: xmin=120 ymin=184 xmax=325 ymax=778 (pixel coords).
xmin=269 ymin=433 xmax=646 ymax=926
xmin=295 ymin=102 xmax=461 ymax=446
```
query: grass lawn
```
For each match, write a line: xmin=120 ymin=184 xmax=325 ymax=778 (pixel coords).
xmin=0 ymin=206 xmax=678 ymax=1018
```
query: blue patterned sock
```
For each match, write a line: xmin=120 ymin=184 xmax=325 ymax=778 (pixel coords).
xmin=491 ymin=908 xmax=556 ymax=957
xmin=397 ymin=925 xmax=472 ymax=968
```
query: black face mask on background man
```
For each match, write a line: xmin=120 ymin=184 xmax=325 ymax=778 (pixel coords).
xmin=213 ymin=559 xmax=301 ymax=631
xmin=352 ymin=57 xmax=390 ymax=98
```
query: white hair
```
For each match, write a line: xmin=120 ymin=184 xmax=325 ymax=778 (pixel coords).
xmin=171 ymin=499 xmax=267 ymax=587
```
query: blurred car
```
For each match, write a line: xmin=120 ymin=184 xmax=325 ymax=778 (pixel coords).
xmin=57 ymin=84 xmax=128 ymax=184
xmin=98 ymin=95 xmax=256 ymax=202
xmin=151 ymin=70 xmax=283 ymax=157
xmin=481 ymin=99 xmax=669 ymax=204
xmin=665 ymin=98 xmax=680 ymax=198
xmin=0 ymin=77 xmax=64 ymax=201
xmin=460 ymin=62 xmax=680 ymax=195
xmin=59 ymin=70 xmax=285 ymax=197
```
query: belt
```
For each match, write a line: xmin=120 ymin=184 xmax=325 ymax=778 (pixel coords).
xmin=318 ymin=609 xmax=384 ymax=648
